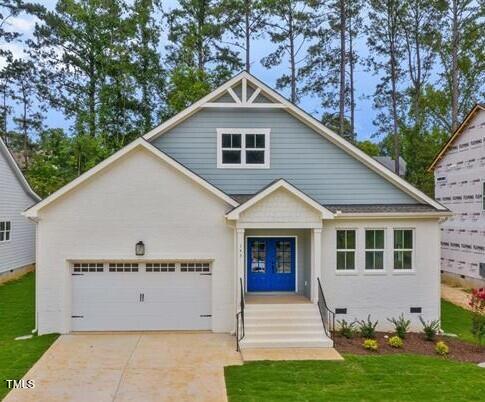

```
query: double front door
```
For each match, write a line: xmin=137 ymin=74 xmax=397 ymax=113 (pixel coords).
xmin=247 ymin=237 xmax=296 ymax=292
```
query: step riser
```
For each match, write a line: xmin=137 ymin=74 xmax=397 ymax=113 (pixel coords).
xmin=240 ymin=340 xmax=334 ymax=348
xmin=245 ymin=325 xmax=324 ymax=332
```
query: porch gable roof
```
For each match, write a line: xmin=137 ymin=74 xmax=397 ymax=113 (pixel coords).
xmin=225 ymin=179 xmax=335 ymax=220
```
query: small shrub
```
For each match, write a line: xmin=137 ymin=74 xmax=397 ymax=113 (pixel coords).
xmin=388 ymin=335 xmax=403 ymax=348
xmin=358 ymin=315 xmax=378 ymax=339
xmin=337 ymin=319 xmax=356 ymax=339
xmin=363 ymin=339 xmax=378 ymax=351
xmin=387 ymin=314 xmax=411 ymax=339
xmin=419 ymin=316 xmax=440 ymax=341
xmin=469 ymin=288 xmax=485 ymax=346
xmin=435 ymin=341 xmax=449 ymax=356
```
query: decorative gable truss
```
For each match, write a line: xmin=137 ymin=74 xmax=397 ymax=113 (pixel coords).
xmin=204 ymin=77 xmax=286 ymax=109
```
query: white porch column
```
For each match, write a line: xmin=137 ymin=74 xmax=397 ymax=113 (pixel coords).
xmin=311 ymin=228 xmax=322 ymax=303
xmin=236 ymin=228 xmax=245 ymax=305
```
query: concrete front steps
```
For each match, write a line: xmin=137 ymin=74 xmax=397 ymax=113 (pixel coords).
xmin=239 ymin=303 xmax=333 ymax=349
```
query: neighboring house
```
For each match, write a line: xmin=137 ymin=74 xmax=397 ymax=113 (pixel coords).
xmin=0 ymin=137 xmax=40 ymax=282
xmin=429 ymin=104 xmax=485 ymax=288
xmin=24 ymin=73 xmax=449 ymax=348
xmin=374 ymin=156 xmax=407 ymax=177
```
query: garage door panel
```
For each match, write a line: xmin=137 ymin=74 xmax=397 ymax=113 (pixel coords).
xmin=71 ymin=262 xmax=212 ymax=331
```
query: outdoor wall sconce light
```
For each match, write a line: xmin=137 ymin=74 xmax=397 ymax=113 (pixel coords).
xmin=135 ymin=241 xmax=145 ymax=256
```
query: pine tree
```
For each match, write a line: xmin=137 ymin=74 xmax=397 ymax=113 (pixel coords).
xmin=261 ymin=0 xmax=317 ymax=104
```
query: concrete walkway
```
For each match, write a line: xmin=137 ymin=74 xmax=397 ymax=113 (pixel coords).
xmin=5 ymin=333 xmax=242 ymax=402
xmin=441 ymin=283 xmax=472 ymax=311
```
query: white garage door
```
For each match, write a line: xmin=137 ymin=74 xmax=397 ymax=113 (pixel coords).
xmin=71 ymin=262 xmax=212 ymax=331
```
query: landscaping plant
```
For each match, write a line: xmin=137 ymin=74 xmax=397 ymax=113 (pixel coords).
xmin=388 ymin=335 xmax=403 ymax=348
xmin=337 ymin=319 xmax=356 ymax=339
xmin=387 ymin=314 xmax=411 ymax=339
xmin=469 ymin=287 xmax=485 ymax=346
xmin=363 ymin=339 xmax=378 ymax=351
xmin=435 ymin=341 xmax=449 ymax=356
xmin=419 ymin=316 xmax=440 ymax=341
xmin=358 ymin=315 xmax=378 ymax=339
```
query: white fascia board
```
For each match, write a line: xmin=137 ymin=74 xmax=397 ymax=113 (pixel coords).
xmin=143 ymin=72 xmax=444 ymax=211
xmin=23 ymin=138 xmax=239 ymax=218
xmin=0 ymin=137 xmax=41 ymax=202
xmin=334 ymin=211 xmax=453 ymax=220
xmin=226 ymin=179 xmax=334 ymax=220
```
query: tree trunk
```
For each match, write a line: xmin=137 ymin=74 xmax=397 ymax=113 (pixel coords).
xmin=288 ymin=7 xmax=296 ymax=104
xmin=22 ymin=87 xmax=28 ymax=170
xmin=450 ymin=0 xmax=459 ymax=131
xmin=197 ymin=1 xmax=206 ymax=71
xmin=339 ymin=0 xmax=346 ymax=138
xmin=88 ymin=54 xmax=96 ymax=137
xmin=390 ymin=45 xmax=400 ymax=176
xmin=141 ymin=24 xmax=151 ymax=133
xmin=349 ymin=10 xmax=355 ymax=141
xmin=245 ymin=0 xmax=250 ymax=72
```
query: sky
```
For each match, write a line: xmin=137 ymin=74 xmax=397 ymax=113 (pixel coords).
xmin=1 ymin=0 xmax=380 ymax=142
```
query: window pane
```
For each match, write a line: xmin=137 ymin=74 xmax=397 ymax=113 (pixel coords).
xmin=0 ymin=232 xmax=3 ymax=241
xmin=403 ymin=251 xmax=412 ymax=269
xmin=365 ymin=251 xmax=374 ymax=270
xmin=394 ymin=251 xmax=402 ymax=269
xmin=403 ymin=230 xmax=413 ymax=249
xmin=232 ymin=134 xmax=241 ymax=148
xmin=222 ymin=134 xmax=232 ymax=148
xmin=394 ymin=230 xmax=403 ymax=249
xmin=375 ymin=230 xmax=384 ymax=248
xmin=337 ymin=231 xmax=346 ymax=249
xmin=365 ymin=230 xmax=374 ymax=249
xmin=255 ymin=134 xmax=265 ymax=148
xmin=0 ymin=222 xmax=4 ymax=231
xmin=246 ymin=134 xmax=255 ymax=148
xmin=346 ymin=251 xmax=355 ymax=270
xmin=375 ymin=251 xmax=384 ymax=269
xmin=5 ymin=231 xmax=9 ymax=241
xmin=5 ymin=221 xmax=10 ymax=230
xmin=246 ymin=150 xmax=264 ymax=164
xmin=337 ymin=251 xmax=346 ymax=270
xmin=347 ymin=231 xmax=356 ymax=249
xmin=222 ymin=150 xmax=241 ymax=164
xmin=251 ymin=241 xmax=265 ymax=273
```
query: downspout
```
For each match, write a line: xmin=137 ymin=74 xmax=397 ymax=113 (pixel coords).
xmin=27 ymin=216 xmax=40 ymax=335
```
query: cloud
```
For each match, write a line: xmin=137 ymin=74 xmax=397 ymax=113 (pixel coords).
xmin=5 ymin=16 xmax=38 ymax=34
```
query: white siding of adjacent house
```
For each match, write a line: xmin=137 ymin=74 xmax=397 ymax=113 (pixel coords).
xmin=35 ymin=147 xmax=235 ymax=335
xmin=0 ymin=150 xmax=37 ymax=273
xmin=321 ymin=218 xmax=441 ymax=330
xmin=434 ymin=109 xmax=485 ymax=282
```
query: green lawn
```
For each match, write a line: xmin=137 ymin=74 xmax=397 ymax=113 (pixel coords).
xmin=0 ymin=273 xmax=58 ymax=400
xmin=225 ymin=354 xmax=485 ymax=402
xmin=441 ymin=299 xmax=476 ymax=343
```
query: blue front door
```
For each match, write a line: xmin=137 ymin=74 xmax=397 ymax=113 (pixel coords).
xmin=247 ymin=237 xmax=296 ymax=292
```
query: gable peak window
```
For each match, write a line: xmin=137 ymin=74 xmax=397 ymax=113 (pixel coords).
xmin=0 ymin=221 xmax=11 ymax=242
xmin=217 ymin=128 xmax=270 ymax=168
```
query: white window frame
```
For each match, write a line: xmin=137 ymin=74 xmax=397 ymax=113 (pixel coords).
xmin=336 ymin=229 xmax=356 ymax=271
xmin=0 ymin=221 xmax=11 ymax=242
xmin=393 ymin=228 xmax=415 ymax=271
xmin=482 ymin=180 xmax=485 ymax=211
xmin=217 ymin=128 xmax=270 ymax=169
xmin=364 ymin=229 xmax=385 ymax=271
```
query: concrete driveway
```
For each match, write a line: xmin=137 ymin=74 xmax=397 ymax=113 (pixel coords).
xmin=5 ymin=333 xmax=242 ymax=402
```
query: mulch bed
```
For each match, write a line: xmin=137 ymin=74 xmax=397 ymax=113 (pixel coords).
xmin=334 ymin=332 xmax=485 ymax=363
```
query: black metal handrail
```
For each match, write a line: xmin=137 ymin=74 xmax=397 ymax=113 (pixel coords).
xmin=236 ymin=278 xmax=245 ymax=351
xmin=317 ymin=277 xmax=335 ymax=340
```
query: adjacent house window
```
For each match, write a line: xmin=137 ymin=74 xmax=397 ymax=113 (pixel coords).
xmin=394 ymin=229 xmax=413 ymax=270
xmin=336 ymin=230 xmax=355 ymax=270
xmin=365 ymin=229 xmax=384 ymax=270
xmin=482 ymin=181 xmax=485 ymax=211
xmin=0 ymin=221 xmax=11 ymax=242
xmin=217 ymin=128 xmax=270 ymax=168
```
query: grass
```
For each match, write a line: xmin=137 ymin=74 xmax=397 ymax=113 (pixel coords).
xmin=0 ymin=272 xmax=58 ymax=400
xmin=225 ymin=354 xmax=485 ymax=402
xmin=441 ymin=299 xmax=477 ymax=343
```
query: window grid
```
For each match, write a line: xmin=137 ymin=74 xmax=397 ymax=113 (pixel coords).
xmin=146 ymin=263 xmax=175 ymax=272
xmin=180 ymin=263 xmax=210 ymax=273
xmin=0 ymin=221 xmax=11 ymax=242
xmin=73 ymin=263 xmax=104 ymax=273
xmin=365 ymin=229 xmax=385 ymax=270
xmin=336 ymin=230 xmax=356 ymax=271
xmin=108 ymin=263 xmax=139 ymax=272
xmin=217 ymin=128 xmax=270 ymax=168
xmin=394 ymin=230 xmax=413 ymax=270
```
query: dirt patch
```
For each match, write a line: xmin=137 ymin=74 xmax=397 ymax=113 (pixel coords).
xmin=441 ymin=283 xmax=474 ymax=311
xmin=335 ymin=332 xmax=485 ymax=363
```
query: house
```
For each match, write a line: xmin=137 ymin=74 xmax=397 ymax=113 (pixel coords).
xmin=374 ymin=156 xmax=407 ymax=178
xmin=428 ymin=104 xmax=485 ymax=288
xmin=0 ymin=136 xmax=40 ymax=283
xmin=24 ymin=73 xmax=450 ymax=348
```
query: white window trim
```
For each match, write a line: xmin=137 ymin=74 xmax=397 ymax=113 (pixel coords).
xmin=217 ymin=128 xmax=270 ymax=169
xmin=393 ymin=228 xmax=415 ymax=272
xmin=0 ymin=220 xmax=11 ymax=243
xmin=364 ymin=228 xmax=385 ymax=271
xmin=336 ymin=229 xmax=356 ymax=272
